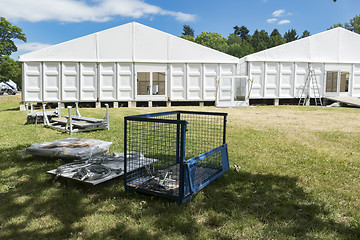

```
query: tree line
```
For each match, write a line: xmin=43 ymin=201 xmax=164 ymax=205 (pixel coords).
xmin=180 ymin=14 xmax=360 ymax=59
xmin=180 ymin=24 xmax=310 ymax=59
xmin=0 ymin=17 xmax=25 ymax=89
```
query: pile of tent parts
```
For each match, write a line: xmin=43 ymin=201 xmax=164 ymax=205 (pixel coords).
xmin=52 ymin=152 xmax=129 ymax=184
xmin=24 ymin=138 xmax=146 ymax=185
xmin=24 ymin=138 xmax=112 ymax=160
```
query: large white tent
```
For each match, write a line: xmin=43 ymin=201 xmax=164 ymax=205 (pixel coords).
xmin=20 ymin=22 xmax=245 ymax=107
xmin=239 ymin=27 xmax=360 ymax=103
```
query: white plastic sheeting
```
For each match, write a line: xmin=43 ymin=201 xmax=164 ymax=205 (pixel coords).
xmin=20 ymin=22 xmax=239 ymax=64
xmin=24 ymin=138 xmax=112 ymax=160
xmin=241 ymin=28 xmax=360 ymax=64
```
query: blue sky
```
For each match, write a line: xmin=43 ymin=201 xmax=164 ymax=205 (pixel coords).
xmin=0 ymin=0 xmax=358 ymax=60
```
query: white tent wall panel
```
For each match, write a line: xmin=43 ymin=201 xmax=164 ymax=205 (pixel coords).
xmin=218 ymin=64 xmax=237 ymax=101
xmin=43 ymin=62 xmax=61 ymax=102
xmin=99 ymin=63 xmax=116 ymax=101
xmin=218 ymin=77 xmax=232 ymax=101
xmin=220 ymin=64 xmax=235 ymax=76
xmin=248 ymin=62 xmax=264 ymax=98
xmin=279 ymin=63 xmax=294 ymax=97
xmin=24 ymin=62 xmax=42 ymax=102
xmin=352 ymin=64 xmax=360 ymax=96
xmin=80 ymin=63 xmax=97 ymax=101
xmin=294 ymin=63 xmax=308 ymax=98
xmin=187 ymin=64 xmax=202 ymax=100
xmin=203 ymin=64 xmax=217 ymax=100
xmin=118 ymin=63 xmax=133 ymax=100
xmin=61 ymin=62 xmax=79 ymax=102
xmin=264 ymin=62 xmax=279 ymax=98
xmin=239 ymin=61 xmax=247 ymax=76
xmin=170 ymin=64 xmax=186 ymax=100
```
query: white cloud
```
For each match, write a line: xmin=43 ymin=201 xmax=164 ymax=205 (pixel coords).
xmin=266 ymin=18 xmax=277 ymax=24
xmin=278 ymin=19 xmax=291 ymax=25
xmin=0 ymin=0 xmax=196 ymax=23
xmin=272 ymin=9 xmax=285 ymax=17
xmin=17 ymin=42 xmax=52 ymax=52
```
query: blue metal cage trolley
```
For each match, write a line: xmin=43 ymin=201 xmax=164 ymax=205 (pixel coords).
xmin=124 ymin=111 xmax=229 ymax=203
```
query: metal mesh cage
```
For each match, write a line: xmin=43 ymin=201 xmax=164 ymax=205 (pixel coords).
xmin=124 ymin=111 xmax=229 ymax=203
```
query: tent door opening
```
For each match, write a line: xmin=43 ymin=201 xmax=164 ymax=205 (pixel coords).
xmin=216 ymin=76 xmax=248 ymax=107
xmin=325 ymin=71 xmax=349 ymax=96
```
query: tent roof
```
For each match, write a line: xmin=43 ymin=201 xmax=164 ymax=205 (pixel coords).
xmin=240 ymin=27 xmax=360 ymax=64
xmin=19 ymin=22 xmax=239 ymax=63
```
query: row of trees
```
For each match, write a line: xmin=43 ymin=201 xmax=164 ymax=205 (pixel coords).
xmin=180 ymin=14 xmax=360 ymax=59
xmin=328 ymin=15 xmax=360 ymax=33
xmin=181 ymin=25 xmax=310 ymax=59
xmin=0 ymin=17 xmax=26 ymax=89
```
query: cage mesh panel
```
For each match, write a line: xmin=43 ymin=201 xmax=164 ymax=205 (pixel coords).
xmin=150 ymin=114 xmax=177 ymax=120
xmin=190 ymin=151 xmax=222 ymax=191
xmin=180 ymin=114 xmax=224 ymax=160
xmin=125 ymin=111 xmax=227 ymax=201
xmin=126 ymin=120 xmax=180 ymax=197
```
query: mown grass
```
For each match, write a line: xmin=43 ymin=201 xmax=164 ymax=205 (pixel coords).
xmin=0 ymin=96 xmax=360 ymax=239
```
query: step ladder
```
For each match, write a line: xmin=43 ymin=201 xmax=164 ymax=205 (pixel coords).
xmin=298 ymin=64 xmax=322 ymax=106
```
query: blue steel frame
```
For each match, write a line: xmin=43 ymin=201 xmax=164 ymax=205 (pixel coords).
xmin=124 ymin=110 xmax=229 ymax=203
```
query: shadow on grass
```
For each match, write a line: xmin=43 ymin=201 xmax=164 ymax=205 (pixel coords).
xmin=0 ymin=107 xmax=20 ymax=112
xmin=0 ymin=144 xmax=359 ymax=239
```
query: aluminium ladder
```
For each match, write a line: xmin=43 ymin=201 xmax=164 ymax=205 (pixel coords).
xmin=298 ymin=64 xmax=322 ymax=106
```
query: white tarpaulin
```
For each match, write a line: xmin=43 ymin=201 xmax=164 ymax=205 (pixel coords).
xmin=24 ymin=138 xmax=112 ymax=160
xmin=241 ymin=28 xmax=360 ymax=64
xmin=19 ymin=22 xmax=239 ymax=64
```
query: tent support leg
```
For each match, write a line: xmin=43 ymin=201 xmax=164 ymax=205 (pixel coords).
xmin=128 ymin=101 xmax=136 ymax=108
xmin=20 ymin=102 xmax=26 ymax=111
xmin=274 ymin=99 xmax=279 ymax=106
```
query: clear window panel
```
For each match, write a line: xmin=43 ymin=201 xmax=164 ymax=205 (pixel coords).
xmin=340 ymin=72 xmax=349 ymax=92
xmin=326 ymin=71 xmax=337 ymax=92
xmin=152 ymin=72 xmax=165 ymax=95
xmin=137 ymin=72 xmax=150 ymax=95
xmin=234 ymin=77 xmax=246 ymax=101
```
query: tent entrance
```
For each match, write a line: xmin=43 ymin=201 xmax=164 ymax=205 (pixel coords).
xmin=325 ymin=71 xmax=349 ymax=96
xmin=216 ymin=76 xmax=249 ymax=107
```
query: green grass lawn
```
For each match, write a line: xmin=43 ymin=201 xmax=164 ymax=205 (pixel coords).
xmin=1 ymin=96 xmax=360 ymax=239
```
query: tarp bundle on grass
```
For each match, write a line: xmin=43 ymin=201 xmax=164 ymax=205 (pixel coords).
xmin=25 ymin=138 xmax=158 ymax=185
xmin=48 ymin=152 xmax=157 ymax=185
xmin=24 ymin=138 xmax=112 ymax=160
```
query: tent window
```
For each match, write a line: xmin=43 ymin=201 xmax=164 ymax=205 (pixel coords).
xmin=137 ymin=72 xmax=150 ymax=95
xmin=152 ymin=72 xmax=165 ymax=95
xmin=326 ymin=71 xmax=337 ymax=92
xmin=340 ymin=72 xmax=349 ymax=92
xmin=234 ymin=78 xmax=246 ymax=101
